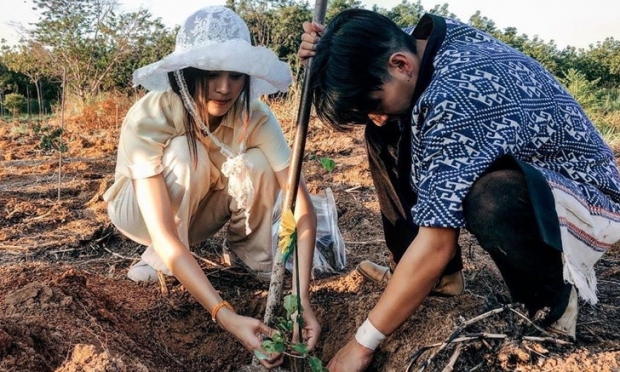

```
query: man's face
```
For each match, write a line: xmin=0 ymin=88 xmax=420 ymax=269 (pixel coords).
xmin=368 ymin=76 xmax=414 ymax=126
xmin=367 ymin=113 xmax=400 ymax=127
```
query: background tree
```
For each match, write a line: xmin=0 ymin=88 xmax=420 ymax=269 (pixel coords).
xmin=234 ymin=0 xmax=311 ymax=78
xmin=426 ymin=2 xmax=456 ymax=18
xmin=30 ymin=0 xmax=175 ymax=102
xmin=496 ymin=29 xmax=560 ymax=73
xmin=583 ymin=38 xmax=620 ymax=87
xmin=268 ymin=2 xmax=312 ymax=74
xmin=325 ymin=0 xmax=363 ymax=23
xmin=4 ymin=93 xmax=26 ymax=118
xmin=378 ymin=0 xmax=425 ymax=28
xmin=560 ymin=68 xmax=601 ymax=114
xmin=0 ymin=61 xmax=25 ymax=117
xmin=2 ymin=42 xmax=52 ymax=116
xmin=107 ymin=20 xmax=176 ymax=93
xmin=468 ymin=11 xmax=497 ymax=35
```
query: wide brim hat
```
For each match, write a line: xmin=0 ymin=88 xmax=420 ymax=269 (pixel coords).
xmin=132 ymin=6 xmax=292 ymax=99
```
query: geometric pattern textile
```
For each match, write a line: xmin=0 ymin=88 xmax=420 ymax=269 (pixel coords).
xmin=408 ymin=15 xmax=620 ymax=303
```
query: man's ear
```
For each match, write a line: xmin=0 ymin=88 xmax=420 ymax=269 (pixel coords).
xmin=387 ymin=52 xmax=412 ymax=74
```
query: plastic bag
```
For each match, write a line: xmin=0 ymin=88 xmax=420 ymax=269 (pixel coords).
xmin=272 ymin=187 xmax=346 ymax=278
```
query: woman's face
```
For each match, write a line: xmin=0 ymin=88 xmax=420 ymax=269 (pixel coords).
xmin=205 ymin=71 xmax=246 ymax=118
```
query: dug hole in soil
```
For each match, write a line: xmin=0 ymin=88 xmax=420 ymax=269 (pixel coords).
xmin=1 ymin=108 xmax=620 ymax=371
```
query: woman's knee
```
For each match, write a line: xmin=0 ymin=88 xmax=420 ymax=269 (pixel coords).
xmin=245 ymin=148 xmax=271 ymax=175
xmin=107 ymin=184 xmax=152 ymax=246
xmin=245 ymin=148 xmax=278 ymax=195
xmin=162 ymin=137 xmax=210 ymax=180
xmin=162 ymin=136 xmax=215 ymax=204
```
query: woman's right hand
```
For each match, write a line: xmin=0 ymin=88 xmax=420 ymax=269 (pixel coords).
xmin=298 ymin=21 xmax=326 ymax=66
xmin=217 ymin=309 xmax=283 ymax=368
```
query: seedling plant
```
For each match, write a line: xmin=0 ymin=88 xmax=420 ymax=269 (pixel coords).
xmin=255 ymin=208 xmax=328 ymax=372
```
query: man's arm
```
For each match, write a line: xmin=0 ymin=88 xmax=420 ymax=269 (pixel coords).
xmin=328 ymin=226 xmax=459 ymax=372
xmin=369 ymin=226 xmax=458 ymax=333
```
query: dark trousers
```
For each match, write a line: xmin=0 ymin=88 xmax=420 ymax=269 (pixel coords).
xmin=365 ymin=122 xmax=570 ymax=319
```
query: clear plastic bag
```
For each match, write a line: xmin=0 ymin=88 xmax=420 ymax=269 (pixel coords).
xmin=272 ymin=187 xmax=346 ymax=278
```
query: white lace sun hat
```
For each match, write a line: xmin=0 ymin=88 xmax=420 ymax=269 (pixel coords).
xmin=132 ymin=5 xmax=292 ymax=99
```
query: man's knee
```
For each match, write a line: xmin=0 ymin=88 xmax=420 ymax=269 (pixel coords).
xmin=463 ymin=169 xmax=532 ymax=253
xmin=464 ymin=169 xmax=528 ymax=224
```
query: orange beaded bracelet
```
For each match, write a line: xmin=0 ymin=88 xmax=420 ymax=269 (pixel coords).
xmin=211 ymin=301 xmax=234 ymax=323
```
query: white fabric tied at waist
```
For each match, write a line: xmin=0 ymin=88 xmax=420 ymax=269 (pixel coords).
xmin=221 ymin=153 xmax=254 ymax=235
xmin=173 ymin=69 xmax=256 ymax=236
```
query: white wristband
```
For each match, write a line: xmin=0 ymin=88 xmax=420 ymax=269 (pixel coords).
xmin=355 ymin=318 xmax=386 ymax=350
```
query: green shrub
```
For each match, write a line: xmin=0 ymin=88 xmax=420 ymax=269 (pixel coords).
xmin=3 ymin=93 xmax=26 ymax=118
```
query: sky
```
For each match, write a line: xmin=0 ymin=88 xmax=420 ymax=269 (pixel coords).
xmin=1 ymin=0 xmax=618 ymax=50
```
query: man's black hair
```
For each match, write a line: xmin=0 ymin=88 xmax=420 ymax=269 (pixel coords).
xmin=310 ymin=8 xmax=416 ymax=131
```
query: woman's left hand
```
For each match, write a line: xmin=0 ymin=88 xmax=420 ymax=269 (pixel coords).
xmin=293 ymin=302 xmax=321 ymax=351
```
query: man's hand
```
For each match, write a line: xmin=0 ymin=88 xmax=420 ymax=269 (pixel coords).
xmin=327 ymin=338 xmax=374 ymax=372
xmin=298 ymin=21 xmax=326 ymax=66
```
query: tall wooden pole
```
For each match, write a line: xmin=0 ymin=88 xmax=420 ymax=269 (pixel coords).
xmin=263 ymin=0 xmax=328 ymax=327
xmin=57 ymin=67 xmax=66 ymax=203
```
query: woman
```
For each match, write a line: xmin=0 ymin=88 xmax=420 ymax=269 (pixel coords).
xmin=103 ymin=6 xmax=320 ymax=368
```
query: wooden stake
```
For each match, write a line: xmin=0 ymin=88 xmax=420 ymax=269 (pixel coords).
xmin=263 ymin=0 xmax=328 ymax=327
xmin=253 ymin=1 xmax=328 ymax=370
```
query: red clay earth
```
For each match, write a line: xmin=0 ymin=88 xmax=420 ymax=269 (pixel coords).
xmin=1 ymin=109 xmax=620 ymax=371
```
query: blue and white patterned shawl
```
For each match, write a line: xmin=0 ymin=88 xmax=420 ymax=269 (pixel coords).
xmin=409 ymin=15 xmax=620 ymax=303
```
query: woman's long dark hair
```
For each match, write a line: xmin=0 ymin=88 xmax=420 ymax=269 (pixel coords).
xmin=168 ymin=67 xmax=251 ymax=166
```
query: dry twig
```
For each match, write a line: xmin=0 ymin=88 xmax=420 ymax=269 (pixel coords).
xmin=522 ymin=336 xmax=571 ymax=345
xmin=48 ymin=247 xmax=82 ymax=255
xmin=507 ymin=306 xmax=548 ymax=334
xmin=405 ymin=303 xmax=573 ymax=372
xmin=191 ymin=252 xmax=223 ymax=268
xmin=0 ymin=245 xmax=30 ymax=253
xmin=22 ymin=210 xmax=52 ymax=222
xmin=406 ymin=304 xmax=516 ymax=372
xmin=441 ymin=343 xmax=463 ymax=372
xmin=158 ymin=270 xmax=169 ymax=296
xmin=101 ymin=245 xmax=134 ymax=260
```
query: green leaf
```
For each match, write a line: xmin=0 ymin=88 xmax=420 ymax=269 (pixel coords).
xmin=261 ymin=340 xmax=285 ymax=353
xmin=319 ymin=157 xmax=336 ymax=172
xmin=308 ymin=355 xmax=327 ymax=372
xmin=291 ymin=343 xmax=308 ymax=355
xmin=271 ymin=330 xmax=285 ymax=343
xmin=283 ymin=294 xmax=299 ymax=318
xmin=277 ymin=319 xmax=293 ymax=333
xmin=253 ymin=349 xmax=270 ymax=360
xmin=281 ymin=231 xmax=297 ymax=264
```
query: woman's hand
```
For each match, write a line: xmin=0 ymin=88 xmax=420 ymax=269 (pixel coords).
xmin=327 ymin=338 xmax=374 ymax=372
xmin=292 ymin=302 xmax=321 ymax=351
xmin=298 ymin=21 xmax=326 ymax=66
xmin=218 ymin=310 xmax=283 ymax=369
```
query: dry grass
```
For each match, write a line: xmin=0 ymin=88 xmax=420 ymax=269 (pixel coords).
xmin=59 ymin=92 xmax=138 ymax=134
xmin=47 ymin=86 xmax=620 ymax=154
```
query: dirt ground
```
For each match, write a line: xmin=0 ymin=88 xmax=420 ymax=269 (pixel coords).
xmin=1 ymin=111 xmax=620 ymax=372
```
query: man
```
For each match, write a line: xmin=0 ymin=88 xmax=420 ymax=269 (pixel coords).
xmin=299 ymin=9 xmax=620 ymax=371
